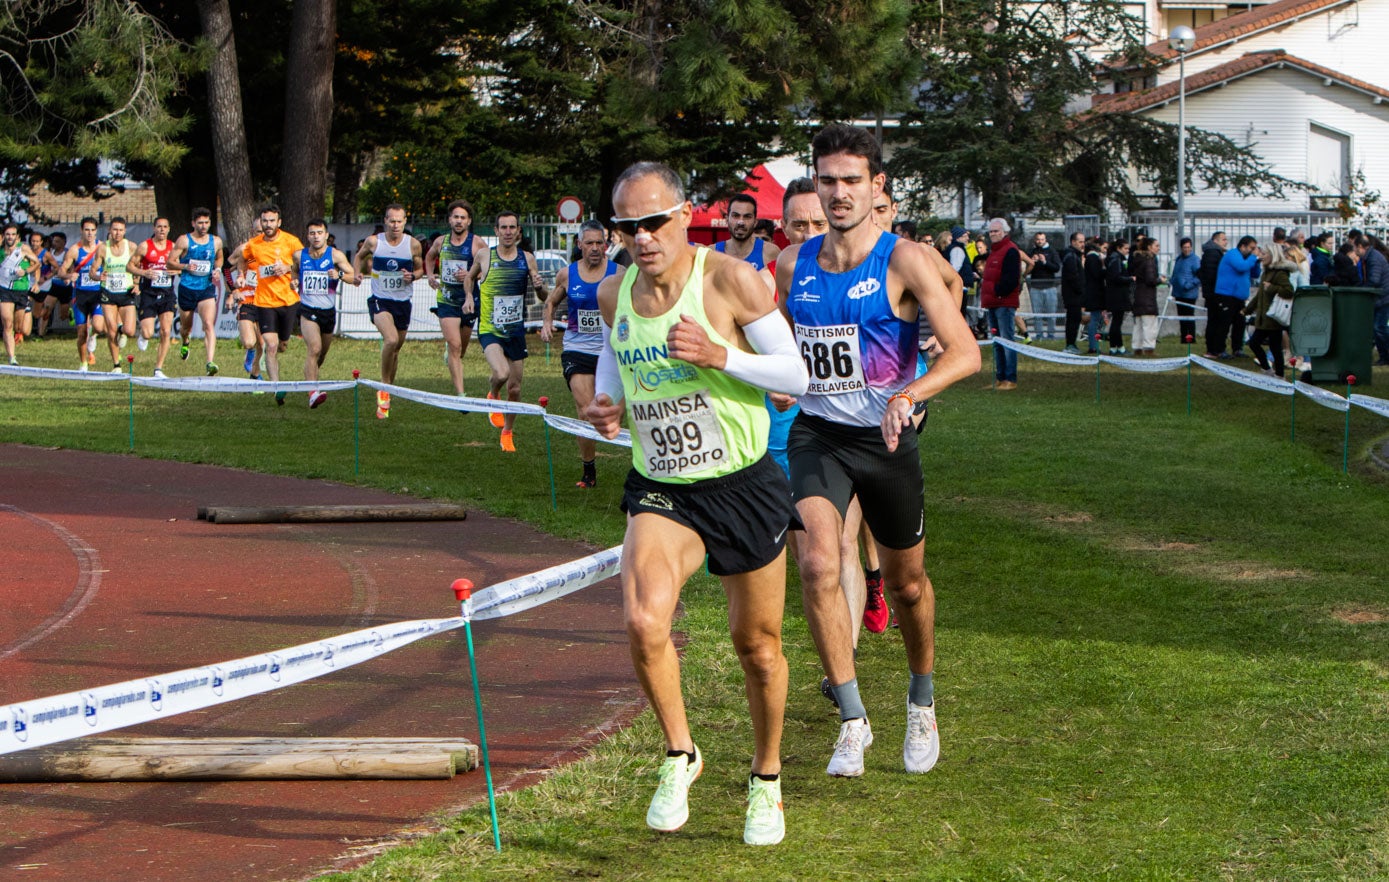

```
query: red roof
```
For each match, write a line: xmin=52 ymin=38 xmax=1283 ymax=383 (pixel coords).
xmin=1108 ymin=0 xmax=1354 ymax=70
xmin=1088 ymin=50 xmax=1389 ymax=116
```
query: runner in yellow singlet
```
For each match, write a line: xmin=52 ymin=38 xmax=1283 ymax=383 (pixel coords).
xmin=583 ymin=161 xmax=807 ymax=847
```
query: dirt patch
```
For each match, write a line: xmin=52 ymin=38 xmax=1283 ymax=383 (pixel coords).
xmin=1333 ymin=606 xmax=1389 ymax=625
xmin=1043 ymin=512 xmax=1093 ymax=524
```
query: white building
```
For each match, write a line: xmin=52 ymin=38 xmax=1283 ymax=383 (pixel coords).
xmin=1093 ymin=0 xmax=1389 ymax=214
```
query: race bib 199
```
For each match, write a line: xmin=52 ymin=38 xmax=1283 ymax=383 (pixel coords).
xmin=577 ymin=309 xmax=602 ymax=333
xmin=493 ymin=295 xmax=522 ymax=326
xmin=630 ymin=389 xmax=728 ymax=478
xmin=375 ymin=270 xmax=405 ymax=292
xmin=795 ymin=323 xmax=864 ymax=395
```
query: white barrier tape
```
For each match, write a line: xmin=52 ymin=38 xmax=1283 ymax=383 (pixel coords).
xmin=1294 ymin=380 xmax=1349 ymax=413
xmin=470 ymin=545 xmax=622 ymax=621
xmin=1097 ymin=355 xmax=1192 ymax=373
xmin=0 ymin=617 xmax=459 ymax=756
xmin=129 ymin=377 xmax=357 ymax=393
xmin=0 ymin=545 xmax=623 ymax=756
xmin=0 ymin=365 xmax=129 ymax=382
xmin=1190 ymin=355 xmax=1295 ymax=396
xmin=985 ymin=337 xmax=1096 ymax=365
xmin=359 ymin=380 xmax=546 ymax=417
xmin=1350 ymin=393 xmax=1389 ymax=419
xmin=543 ymin=413 xmax=632 ymax=448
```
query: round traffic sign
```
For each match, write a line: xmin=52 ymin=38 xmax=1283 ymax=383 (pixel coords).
xmin=556 ymin=196 xmax=585 ymax=222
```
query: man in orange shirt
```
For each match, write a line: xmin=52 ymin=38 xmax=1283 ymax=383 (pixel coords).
xmin=242 ymin=204 xmax=304 ymax=405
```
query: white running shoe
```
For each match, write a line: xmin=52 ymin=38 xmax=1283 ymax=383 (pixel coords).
xmin=86 ymin=334 xmax=98 ymax=353
xmin=110 ymin=365 xmax=124 ymax=374
xmin=826 ymin=718 xmax=872 ymax=777
xmin=646 ymin=746 xmax=703 ymax=832
xmin=904 ymin=701 xmax=940 ymax=774
xmin=118 ymin=332 xmax=128 ymax=349
xmin=78 ymin=361 xmax=89 ymax=373
xmin=743 ymin=776 xmax=785 ymax=846
xmin=153 ymin=368 xmax=168 ymax=379
xmin=136 ymin=334 xmax=149 ymax=351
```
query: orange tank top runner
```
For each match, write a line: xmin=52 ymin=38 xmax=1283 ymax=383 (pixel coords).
xmin=242 ymin=234 xmax=305 ymax=308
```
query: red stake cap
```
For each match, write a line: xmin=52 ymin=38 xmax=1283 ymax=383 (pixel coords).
xmin=538 ymin=396 xmax=549 ymax=407
xmin=1184 ymin=335 xmax=1193 ymax=343
xmin=352 ymin=369 xmax=360 ymax=379
xmin=126 ymin=355 xmax=135 ymax=363
xmin=451 ymin=578 xmax=474 ymax=601
xmin=1346 ymin=374 xmax=1357 ymax=386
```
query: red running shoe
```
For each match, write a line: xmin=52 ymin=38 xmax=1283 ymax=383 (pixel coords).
xmin=862 ymin=573 xmax=889 ymax=634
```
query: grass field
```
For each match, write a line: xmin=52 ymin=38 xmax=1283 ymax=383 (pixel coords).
xmin=3 ymin=331 xmax=1388 ymax=881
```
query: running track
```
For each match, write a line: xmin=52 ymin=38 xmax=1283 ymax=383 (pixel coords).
xmin=0 ymin=445 xmax=641 ymax=881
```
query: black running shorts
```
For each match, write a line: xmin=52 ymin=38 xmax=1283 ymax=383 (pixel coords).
xmin=256 ymin=303 xmax=297 ymax=339
xmin=138 ymin=288 xmax=176 ymax=319
xmin=561 ymin=350 xmax=599 ymax=386
xmin=621 ymin=454 xmax=797 ymax=576
xmin=787 ymin=411 xmax=926 ymax=550
xmin=298 ymin=303 xmax=337 ymax=335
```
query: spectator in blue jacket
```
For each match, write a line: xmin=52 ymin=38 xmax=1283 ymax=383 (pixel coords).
xmin=1169 ymin=237 xmax=1201 ymax=343
xmin=1205 ymin=235 xmax=1260 ymax=359
xmin=1308 ymin=232 xmax=1335 ymax=285
xmin=1354 ymin=235 xmax=1389 ymax=366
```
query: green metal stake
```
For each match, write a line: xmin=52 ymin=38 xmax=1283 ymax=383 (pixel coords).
xmin=1094 ymin=333 xmax=1102 ymax=405
xmin=1289 ymin=377 xmax=1297 ymax=443
xmin=352 ymin=370 xmax=361 ymax=476
xmin=126 ymin=355 xmax=135 ymax=451
xmin=1342 ymin=376 xmax=1356 ymax=473
xmin=452 ymin=579 xmax=502 ymax=853
xmin=1184 ymin=335 xmax=1193 ymax=415
xmin=539 ymin=396 xmax=557 ymax=510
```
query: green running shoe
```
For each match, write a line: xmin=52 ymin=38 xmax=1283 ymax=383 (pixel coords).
xmin=206 ymin=361 xmax=219 ymax=376
xmin=743 ymin=776 xmax=785 ymax=846
xmin=646 ymin=746 xmax=702 ymax=832
xmin=180 ymin=343 xmax=190 ymax=360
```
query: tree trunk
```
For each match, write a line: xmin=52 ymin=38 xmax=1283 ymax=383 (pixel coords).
xmin=278 ymin=0 xmax=335 ymax=236
xmin=330 ymin=150 xmax=365 ymax=223
xmin=196 ymin=0 xmax=255 ymax=249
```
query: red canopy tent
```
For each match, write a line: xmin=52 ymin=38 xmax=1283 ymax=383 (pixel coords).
xmin=687 ymin=163 xmax=790 ymax=247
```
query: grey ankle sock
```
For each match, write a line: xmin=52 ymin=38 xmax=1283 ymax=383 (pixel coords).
xmin=909 ymin=672 xmax=934 ymax=707
xmin=830 ymin=678 xmax=868 ymax=722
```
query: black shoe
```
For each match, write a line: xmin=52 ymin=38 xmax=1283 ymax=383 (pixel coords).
xmin=820 ymin=677 xmax=838 ymax=708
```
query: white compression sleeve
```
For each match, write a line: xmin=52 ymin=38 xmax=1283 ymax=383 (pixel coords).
xmin=594 ymin=319 xmax=624 ymax=403
xmin=721 ymin=310 xmax=809 ymax=396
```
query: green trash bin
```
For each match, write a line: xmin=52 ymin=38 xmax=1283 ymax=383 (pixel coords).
xmin=1290 ymin=286 xmax=1375 ymax=385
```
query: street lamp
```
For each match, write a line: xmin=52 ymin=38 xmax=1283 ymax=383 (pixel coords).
xmin=1170 ymin=25 xmax=1197 ymax=242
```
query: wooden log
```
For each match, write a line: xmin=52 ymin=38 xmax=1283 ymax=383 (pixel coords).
xmin=203 ymin=503 xmax=468 ymax=524
xmin=0 ymin=736 xmax=478 ymax=782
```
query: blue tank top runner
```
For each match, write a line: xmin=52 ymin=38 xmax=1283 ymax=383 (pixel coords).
xmin=713 ymin=237 xmax=765 ymax=270
xmin=786 ymin=232 xmax=917 ymax=427
xmin=180 ymin=236 xmax=218 ymax=291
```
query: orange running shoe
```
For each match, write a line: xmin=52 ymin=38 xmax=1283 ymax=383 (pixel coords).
xmin=499 ymin=430 xmax=516 ymax=452
xmin=486 ymin=391 xmax=504 ymax=428
xmin=376 ymin=389 xmax=391 ymax=420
